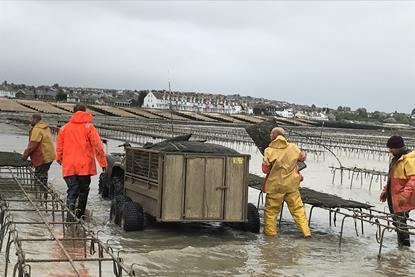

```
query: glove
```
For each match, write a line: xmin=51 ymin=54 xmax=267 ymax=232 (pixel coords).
xmin=379 ymin=191 xmax=387 ymax=202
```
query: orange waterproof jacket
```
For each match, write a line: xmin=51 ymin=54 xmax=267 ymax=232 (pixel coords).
xmin=56 ymin=111 xmax=107 ymax=177
xmin=22 ymin=121 xmax=55 ymax=167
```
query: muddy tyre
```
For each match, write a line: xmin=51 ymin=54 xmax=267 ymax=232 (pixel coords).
xmin=98 ymin=173 xmax=109 ymax=198
xmin=112 ymin=195 xmax=131 ymax=226
xmin=243 ymin=203 xmax=260 ymax=233
xmin=109 ymin=200 xmax=117 ymax=223
xmin=112 ymin=176 xmax=124 ymax=198
xmin=120 ymin=202 xmax=144 ymax=232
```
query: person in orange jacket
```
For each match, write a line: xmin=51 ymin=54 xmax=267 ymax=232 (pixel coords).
xmin=262 ymin=127 xmax=310 ymax=237
xmin=380 ymin=135 xmax=415 ymax=247
xmin=56 ymin=103 xmax=107 ymax=219
xmin=22 ymin=113 xmax=55 ymax=196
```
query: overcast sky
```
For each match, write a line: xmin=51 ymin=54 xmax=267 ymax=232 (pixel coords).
xmin=0 ymin=1 xmax=414 ymax=113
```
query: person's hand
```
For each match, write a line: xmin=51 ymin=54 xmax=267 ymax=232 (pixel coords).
xmin=397 ymin=195 xmax=406 ymax=206
xmin=379 ymin=191 xmax=387 ymax=202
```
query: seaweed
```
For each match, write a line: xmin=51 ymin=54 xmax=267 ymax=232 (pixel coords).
xmin=248 ymin=173 xmax=372 ymax=209
xmin=0 ymin=152 xmax=31 ymax=167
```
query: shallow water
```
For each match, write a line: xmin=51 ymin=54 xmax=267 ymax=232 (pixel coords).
xmin=0 ymin=124 xmax=414 ymax=276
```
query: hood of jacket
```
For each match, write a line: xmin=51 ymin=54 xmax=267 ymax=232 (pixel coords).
xmin=34 ymin=121 xmax=49 ymax=129
xmin=401 ymin=150 xmax=415 ymax=160
xmin=268 ymin=135 xmax=288 ymax=149
xmin=69 ymin=111 xmax=93 ymax=124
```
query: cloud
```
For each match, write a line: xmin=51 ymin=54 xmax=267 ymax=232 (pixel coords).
xmin=0 ymin=1 xmax=414 ymax=112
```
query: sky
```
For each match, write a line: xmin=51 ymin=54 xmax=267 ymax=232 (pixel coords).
xmin=0 ymin=1 xmax=414 ymax=113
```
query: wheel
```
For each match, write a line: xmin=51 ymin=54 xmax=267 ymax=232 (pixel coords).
xmin=241 ymin=203 xmax=260 ymax=233
xmin=98 ymin=173 xmax=109 ymax=198
xmin=112 ymin=176 xmax=124 ymax=198
xmin=120 ymin=202 xmax=144 ymax=232
xmin=108 ymin=181 xmax=114 ymax=200
xmin=111 ymin=195 xmax=131 ymax=226
xmin=109 ymin=200 xmax=117 ymax=223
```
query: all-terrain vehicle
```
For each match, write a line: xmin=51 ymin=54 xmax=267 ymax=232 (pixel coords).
xmin=99 ymin=134 xmax=260 ymax=233
xmin=98 ymin=142 xmax=129 ymax=200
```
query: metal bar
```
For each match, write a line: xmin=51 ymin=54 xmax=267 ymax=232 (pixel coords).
xmin=8 ymin=168 xmax=81 ymax=276
xmin=0 ymin=166 xmax=134 ymax=276
xmin=25 ymin=258 xmax=116 ymax=263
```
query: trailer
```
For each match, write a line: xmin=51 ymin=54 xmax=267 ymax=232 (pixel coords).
xmin=109 ymin=146 xmax=260 ymax=233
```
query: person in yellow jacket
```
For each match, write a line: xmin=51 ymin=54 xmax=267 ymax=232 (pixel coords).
xmin=22 ymin=113 xmax=55 ymax=196
xmin=380 ymin=135 xmax=415 ymax=246
xmin=262 ymin=127 xmax=311 ymax=237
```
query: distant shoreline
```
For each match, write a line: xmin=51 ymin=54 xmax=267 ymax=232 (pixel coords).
xmin=0 ymin=122 xmax=27 ymax=136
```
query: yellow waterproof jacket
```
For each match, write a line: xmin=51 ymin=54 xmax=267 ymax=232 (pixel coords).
xmin=262 ymin=135 xmax=303 ymax=194
xmin=387 ymin=151 xmax=415 ymax=213
xmin=22 ymin=121 xmax=55 ymax=167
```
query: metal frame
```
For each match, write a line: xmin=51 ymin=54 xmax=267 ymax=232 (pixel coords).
xmin=0 ymin=165 xmax=135 ymax=276
xmin=256 ymin=191 xmax=415 ymax=259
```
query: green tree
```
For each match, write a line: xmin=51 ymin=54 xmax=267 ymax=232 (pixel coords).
xmin=137 ymin=91 xmax=148 ymax=107
xmin=371 ymin=111 xmax=383 ymax=121
xmin=393 ymin=112 xmax=409 ymax=124
xmin=356 ymin=108 xmax=368 ymax=119
xmin=56 ymin=91 xmax=67 ymax=101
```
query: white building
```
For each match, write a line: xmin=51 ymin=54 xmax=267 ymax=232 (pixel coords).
xmin=276 ymin=109 xmax=294 ymax=118
xmin=143 ymin=91 xmax=245 ymax=114
xmin=143 ymin=92 xmax=169 ymax=109
xmin=0 ymin=86 xmax=16 ymax=98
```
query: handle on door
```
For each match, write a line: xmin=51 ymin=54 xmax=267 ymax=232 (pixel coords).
xmin=216 ymin=186 xmax=228 ymax=190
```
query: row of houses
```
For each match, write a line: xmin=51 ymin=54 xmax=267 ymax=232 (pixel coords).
xmin=0 ymin=85 xmax=59 ymax=100
xmin=142 ymin=91 xmax=251 ymax=114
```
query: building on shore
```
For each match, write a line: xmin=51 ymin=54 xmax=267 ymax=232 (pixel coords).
xmin=142 ymin=91 xmax=244 ymax=114
xmin=0 ymin=85 xmax=16 ymax=98
xmin=35 ymin=89 xmax=57 ymax=100
xmin=15 ymin=89 xmax=36 ymax=99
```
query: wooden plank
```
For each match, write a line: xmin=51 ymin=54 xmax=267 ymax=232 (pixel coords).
xmin=124 ymin=178 xmax=159 ymax=200
xmin=161 ymin=155 xmax=184 ymax=221
xmin=204 ymin=158 xmax=224 ymax=219
xmin=184 ymin=157 xmax=205 ymax=219
xmin=126 ymin=188 xmax=159 ymax=218
xmin=224 ymin=156 xmax=248 ymax=220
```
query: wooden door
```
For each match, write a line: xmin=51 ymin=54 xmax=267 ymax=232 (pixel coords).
xmin=184 ymin=156 xmax=225 ymax=220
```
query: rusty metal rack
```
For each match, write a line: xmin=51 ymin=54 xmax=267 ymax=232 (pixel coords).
xmin=0 ymin=162 xmax=136 ymax=276
xmin=316 ymin=206 xmax=415 ymax=257
xmin=249 ymin=174 xmax=415 ymax=258
xmin=291 ymin=137 xmax=388 ymax=160
xmin=329 ymin=166 xmax=388 ymax=191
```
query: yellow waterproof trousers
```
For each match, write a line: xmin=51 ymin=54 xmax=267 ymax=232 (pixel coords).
xmin=264 ymin=190 xmax=311 ymax=237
